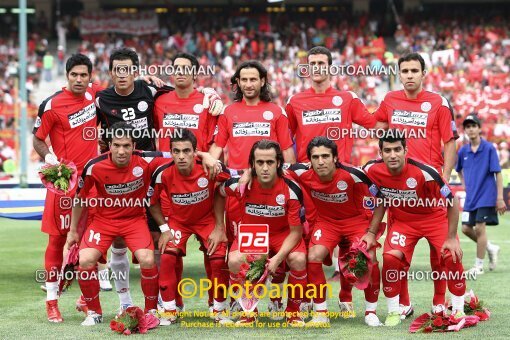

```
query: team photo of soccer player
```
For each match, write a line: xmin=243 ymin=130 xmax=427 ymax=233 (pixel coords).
xmin=1 ymin=1 xmax=508 ymax=338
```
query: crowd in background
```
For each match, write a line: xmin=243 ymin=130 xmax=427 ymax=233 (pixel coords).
xmin=0 ymin=6 xmax=509 ymax=174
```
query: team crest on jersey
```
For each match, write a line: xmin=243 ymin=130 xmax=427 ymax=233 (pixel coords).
xmin=78 ymin=177 xmax=84 ymax=188
xmin=263 ymin=111 xmax=274 ymax=121
xmin=197 ymin=177 xmax=209 ymax=188
xmin=276 ymin=194 xmax=285 ymax=205
xmin=193 ymin=104 xmax=204 ymax=114
xmin=337 ymin=180 xmax=348 ymax=191
xmin=35 ymin=117 xmax=42 ymax=128
xmin=332 ymin=96 xmax=343 ymax=106
xmin=147 ymin=186 xmax=154 ymax=197
xmin=111 ymin=109 xmax=118 ymax=116
xmin=421 ymin=102 xmax=432 ymax=112
xmin=406 ymin=177 xmax=417 ymax=188
xmin=132 ymin=166 xmax=144 ymax=177
xmin=138 ymin=101 xmax=148 ymax=112
xmin=85 ymin=92 xmax=92 ymax=101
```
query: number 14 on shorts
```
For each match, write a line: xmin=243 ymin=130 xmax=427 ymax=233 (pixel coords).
xmin=238 ymin=224 xmax=269 ymax=254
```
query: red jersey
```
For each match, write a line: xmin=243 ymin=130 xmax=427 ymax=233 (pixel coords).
xmin=286 ymin=87 xmax=377 ymax=163
xmin=220 ymin=176 xmax=303 ymax=234
xmin=149 ymin=159 xmax=230 ymax=225
xmin=77 ymin=151 xmax=170 ymax=223
xmin=33 ymin=83 xmax=102 ymax=172
xmin=154 ymin=89 xmax=218 ymax=152
xmin=214 ymin=100 xmax=294 ymax=169
xmin=363 ymin=158 xmax=454 ymax=227
xmin=288 ymin=162 xmax=373 ymax=225
xmin=373 ymin=90 xmax=458 ymax=171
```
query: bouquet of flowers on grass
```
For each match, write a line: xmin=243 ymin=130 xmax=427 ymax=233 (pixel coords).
xmin=409 ymin=312 xmax=480 ymax=333
xmin=38 ymin=160 xmax=77 ymax=195
xmin=339 ymin=239 xmax=374 ymax=290
xmin=446 ymin=290 xmax=491 ymax=321
xmin=237 ymin=254 xmax=270 ymax=312
xmin=110 ymin=306 xmax=159 ymax=335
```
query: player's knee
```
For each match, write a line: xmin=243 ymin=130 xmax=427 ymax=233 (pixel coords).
xmin=382 ymin=251 xmax=404 ymax=270
xmin=474 ymin=224 xmax=486 ymax=236
xmin=307 ymin=245 xmax=327 ymax=262
xmin=79 ymin=252 xmax=98 ymax=269
xmin=287 ymin=252 xmax=306 ymax=271
xmin=227 ymin=251 xmax=243 ymax=272
xmin=461 ymin=224 xmax=471 ymax=235
xmin=136 ymin=250 xmax=155 ymax=268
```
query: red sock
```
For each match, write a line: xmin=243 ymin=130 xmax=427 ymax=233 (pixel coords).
xmin=159 ymin=253 xmax=177 ymax=303
xmin=175 ymin=255 xmax=184 ymax=307
xmin=339 ymin=270 xmax=353 ymax=302
xmin=307 ymin=262 xmax=327 ymax=304
xmin=364 ymin=262 xmax=380 ymax=303
xmin=45 ymin=235 xmax=67 ymax=282
xmin=443 ymin=254 xmax=466 ymax=297
xmin=382 ymin=253 xmax=403 ymax=298
xmin=286 ymin=269 xmax=307 ymax=312
xmin=78 ymin=266 xmax=102 ymax=314
xmin=204 ymin=252 xmax=213 ymax=305
xmin=141 ymin=266 xmax=159 ymax=312
xmin=210 ymin=258 xmax=228 ymax=303
xmin=430 ymin=248 xmax=446 ymax=305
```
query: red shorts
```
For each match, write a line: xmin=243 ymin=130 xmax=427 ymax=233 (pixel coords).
xmin=79 ymin=216 xmax=153 ymax=263
xmin=164 ymin=220 xmax=227 ymax=258
xmin=383 ymin=218 xmax=452 ymax=268
xmin=41 ymin=187 xmax=96 ymax=236
xmin=230 ymin=230 xmax=307 ymax=255
xmin=309 ymin=217 xmax=369 ymax=257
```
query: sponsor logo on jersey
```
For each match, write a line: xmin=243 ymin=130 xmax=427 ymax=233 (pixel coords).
xmin=35 ymin=117 xmax=42 ymax=128
xmin=104 ymin=178 xmax=144 ymax=195
xmin=163 ymin=113 xmax=199 ymax=129
xmin=391 ymin=110 xmax=428 ymax=128
xmin=78 ymin=177 xmax=84 ymax=188
xmin=171 ymin=188 xmax=209 ymax=205
xmin=440 ymin=185 xmax=452 ymax=198
xmin=369 ymin=184 xmax=379 ymax=196
xmin=311 ymin=190 xmax=348 ymax=203
xmin=379 ymin=187 xmax=418 ymax=200
xmin=232 ymin=122 xmax=270 ymax=137
xmin=128 ymin=116 xmax=149 ymax=130
xmin=302 ymin=108 xmax=341 ymax=125
xmin=245 ymin=203 xmax=285 ymax=217
xmin=147 ymin=186 xmax=154 ymax=197
xmin=68 ymin=103 xmax=96 ymax=128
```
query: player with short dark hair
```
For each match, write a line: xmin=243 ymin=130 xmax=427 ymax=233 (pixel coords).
xmin=148 ymin=128 xmax=230 ymax=325
xmin=288 ymin=136 xmax=382 ymax=327
xmin=361 ymin=131 xmax=466 ymax=327
xmin=216 ymin=140 xmax=307 ymax=327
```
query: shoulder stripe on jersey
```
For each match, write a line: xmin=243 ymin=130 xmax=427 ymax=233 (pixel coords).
xmin=38 ymin=90 xmax=62 ymax=116
xmin=338 ymin=163 xmax=373 ymax=185
xmin=221 ymin=177 xmax=240 ymax=197
xmin=283 ymin=178 xmax=303 ymax=205
xmin=286 ymin=93 xmax=296 ymax=106
xmin=362 ymin=159 xmax=383 ymax=171
xmin=149 ymin=161 xmax=174 ymax=188
xmin=288 ymin=163 xmax=309 ymax=177
xmin=347 ymin=91 xmax=358 ymax=99
xmin=407 ymin=158 xmax=453 ymax=199
xmin=77 ymin=154 xmax=109 ymax=194
xmin=279 ymin=106 xmax=288 ymax=118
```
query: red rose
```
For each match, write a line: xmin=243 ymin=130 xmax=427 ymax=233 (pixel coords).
xmin=348 ymin=258 xmax=357 ymax=269
xmin=433 ymin=317 xmax=444 ymax=327
xmin=135 ymin=308 xmax=144 ymax=320
xmin=469 ymin=301 xmax=477 ymax=310
xmin=424 ymin=326 xmax=433 ymax=333
xmin=110 ymin=320 xmax=118 ymax=331
xmin=475 ymin=311 xmax=489 ymax=321
xmin=116 ymin=322 xmax=125 ymax=333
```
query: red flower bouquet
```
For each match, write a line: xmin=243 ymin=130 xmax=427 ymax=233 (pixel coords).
xmin=409 ymin=312 xmax=480 ymax=333
xmin=339 ymin=240 xmax=373 ymax=290
xmin=237 ymin=254 xmax=270 ymax=312
xmin=38 ymin=161 xmax=77 ymax=195
xmin=447 ymin=290 xmax=491 ymax=321
xmin=110 ymin=306 xmax=159 ymax=335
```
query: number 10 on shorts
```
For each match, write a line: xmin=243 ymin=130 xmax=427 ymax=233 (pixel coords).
xmin=238 ymin=224 xmax=269 ymax=254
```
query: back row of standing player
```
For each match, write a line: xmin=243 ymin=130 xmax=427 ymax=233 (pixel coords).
xmin=34 ymin=46 xmax=458 ymax=325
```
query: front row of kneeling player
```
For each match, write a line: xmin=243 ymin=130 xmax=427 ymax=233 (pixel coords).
xmin=65 ymin=123 xmax=468 ymax=327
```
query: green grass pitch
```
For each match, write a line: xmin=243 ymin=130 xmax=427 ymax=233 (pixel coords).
xmin=1 ymin=216 xmax=509 ymax=339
